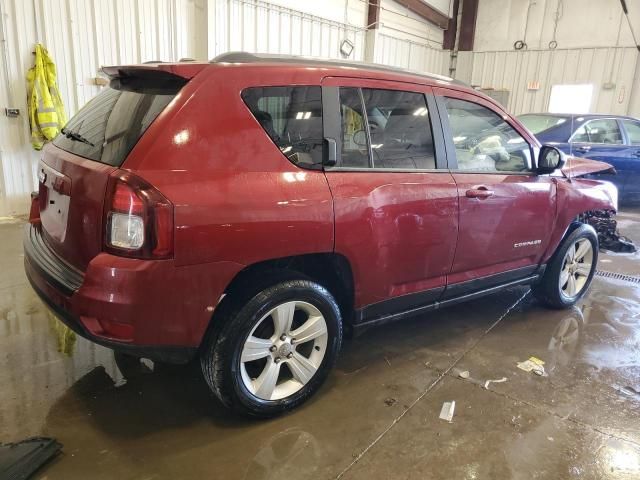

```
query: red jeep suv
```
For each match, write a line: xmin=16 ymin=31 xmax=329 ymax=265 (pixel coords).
xmin=25 ymin=52 xmax=617 ymax=417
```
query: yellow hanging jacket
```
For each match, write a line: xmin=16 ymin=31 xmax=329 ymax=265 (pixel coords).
xmin=27 ymin=44 xmax=67 ymax=150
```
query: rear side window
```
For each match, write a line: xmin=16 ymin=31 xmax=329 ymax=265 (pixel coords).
xmin=242 ymin=86 xmax=324 ymax=169
xmin=337 ymin=87 xmax=436 ymax=170
xmin=621 ymin=119 xmax=640 ymax=145
xmin=362 ymin=89 xmax=435 ymax=169
xmin=571 ymin=119 xmax=623 ymax=144
xmin=339 ymin=88 xmax=369 ymax=168
xmin=53 ymin=73 xmax=185 ymax=166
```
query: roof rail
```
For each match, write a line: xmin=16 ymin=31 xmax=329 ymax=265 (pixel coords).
xmin=210 ymin=51 xmax=463 ymax=85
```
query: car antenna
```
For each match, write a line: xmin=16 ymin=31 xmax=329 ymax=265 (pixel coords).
xmin=568 ymin=113 xmax=574 ymax=181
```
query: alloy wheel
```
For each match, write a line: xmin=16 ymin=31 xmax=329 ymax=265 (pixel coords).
xmin=559 ymin=238 xmax=594 ymax=298
xmin=240 ymin=301 xmax=328 ymax=401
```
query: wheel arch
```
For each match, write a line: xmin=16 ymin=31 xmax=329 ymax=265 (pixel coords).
xmin=198 ymin=252 xmax=355 ymax=350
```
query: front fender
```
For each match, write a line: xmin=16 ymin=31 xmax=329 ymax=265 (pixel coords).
xmin=542 ymin=178 xmax=617 ymax=263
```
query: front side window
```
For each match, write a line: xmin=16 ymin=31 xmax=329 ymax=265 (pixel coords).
xmin=571 ymin=119 xmax=623 ymax=144
xmin=443 ymin=98 xmax=532 ymax=172
xmin=622 ymin=119 xmax=640 ymax=145
xmin=242 ymin=86 xmax=323 ymax=169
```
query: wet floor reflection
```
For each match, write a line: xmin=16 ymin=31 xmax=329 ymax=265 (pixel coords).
xmin=0 ymin=212 xmax=639 ymax=479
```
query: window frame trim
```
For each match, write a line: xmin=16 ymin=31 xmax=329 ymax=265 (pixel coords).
xmin=434 ymin=89 xmax=538 ymax=175
xmin=321 ymin=80 xmax=446 ymax=172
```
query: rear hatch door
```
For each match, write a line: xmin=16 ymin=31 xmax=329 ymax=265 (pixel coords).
xmin=39 ymin=65 xmax=201 ymax=270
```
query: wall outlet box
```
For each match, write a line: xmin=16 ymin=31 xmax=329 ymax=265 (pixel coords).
xmin=5 ymin=108 xmax=19 ymax=117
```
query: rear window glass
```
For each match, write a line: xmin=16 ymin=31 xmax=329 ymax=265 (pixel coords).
xmin=241 ymin=86 xmax=324 ymax=169
xmin=52 ymin=74 xmax=185 ymax=166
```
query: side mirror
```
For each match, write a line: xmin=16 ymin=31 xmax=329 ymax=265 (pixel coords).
xmin=537 ymin=145 xmax=566 ymax=174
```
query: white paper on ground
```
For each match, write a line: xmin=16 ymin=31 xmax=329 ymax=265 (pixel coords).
xmin=439 ymin=401 xmax=456 ymax=422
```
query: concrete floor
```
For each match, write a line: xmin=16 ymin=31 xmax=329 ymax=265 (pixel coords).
xmin=1 ymin=209 xmax=639 ymax=480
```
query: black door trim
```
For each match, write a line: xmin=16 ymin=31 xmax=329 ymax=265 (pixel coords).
xmin=353 ymin=265 xmax=544 ymax=329
xmin=442 ymin=265 xmax=538 ymax=299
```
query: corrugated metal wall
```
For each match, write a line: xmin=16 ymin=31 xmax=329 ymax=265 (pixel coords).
xmin=455 ymin=47 xmax=639 ymax=116
xmin=0 ymin=0 xmax=206 ymax=216
xmin=375 ymin=33 xmax=449 ymax=75
xmin=0 ymin=0 xmax=448 ymax=217
xmin=210 ymin=0 xmax=366 ymax=59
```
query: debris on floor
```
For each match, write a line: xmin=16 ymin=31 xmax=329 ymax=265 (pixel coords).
xmin=0 ymin=437 xmax=62 ymax=480
xmin=458 ymin=370 xmax=470 ymax=379
xmin=484 ymin=377 xmax=508 ymax=389
xmin=517 ymin=356 xmax=547 ymax=376
xmin=384 ymin=397 xmax=397 ymax=407
xmin=618 ymin=385 xmax=640 ymax=398
xmin=439 ymin=401 xmax=456 ymax=423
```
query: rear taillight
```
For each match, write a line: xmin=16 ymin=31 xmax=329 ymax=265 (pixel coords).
xmin=104 ymin=171 xmax=174 ymax=259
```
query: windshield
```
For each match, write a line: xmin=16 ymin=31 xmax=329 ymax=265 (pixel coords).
xmin=518 ymin=114 xmax=570 ymax=134
xmin=52 ymin=73 xmax=186 ymax=166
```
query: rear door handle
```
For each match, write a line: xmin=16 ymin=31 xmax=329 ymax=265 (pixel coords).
xmin=633 ymin=150 xmax=640 ymax=157
xmin=465 ymin=186 xmax=494 ymax=199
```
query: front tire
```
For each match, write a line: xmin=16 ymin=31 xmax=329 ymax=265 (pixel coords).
xmin=534 ymin=224 xmax=598 ymax=309
xmin=201 ymin=279 xmax=342 ymax=418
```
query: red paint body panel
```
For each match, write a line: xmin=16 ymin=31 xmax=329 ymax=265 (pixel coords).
xmin=38 ymin=147 xmax=116 ymax=270
xmin=448 ymin=173 xmax=556 ymax=283
xmin=24 ymin=60 xmax=618 ymax=353
xmin=541 ymin=177 xmax=617 ymax=263
xmin=326 ymin=171 xmax=458 ymax=307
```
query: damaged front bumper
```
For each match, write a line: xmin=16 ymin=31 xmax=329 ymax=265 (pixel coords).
xmin=579 ymin=210 xmax=637 ymax=253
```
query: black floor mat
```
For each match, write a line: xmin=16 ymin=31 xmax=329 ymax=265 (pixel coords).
xmin=0 ymin=437 xmax=62 ymax=480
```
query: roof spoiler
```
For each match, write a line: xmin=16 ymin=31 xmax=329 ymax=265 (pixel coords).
xmin=100 ymin=67 xmax=187 ymax=94
xmin=102 ymin=63 xmax=205 ymax=80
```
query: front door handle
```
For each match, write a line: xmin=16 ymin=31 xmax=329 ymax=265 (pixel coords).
xmin=633 ymin=150 xmax=640 ymax=157
xmin=465 ymin=186 xmax=494 ymax=199
xmin=575 ymin=145 xmax=591 ymax=153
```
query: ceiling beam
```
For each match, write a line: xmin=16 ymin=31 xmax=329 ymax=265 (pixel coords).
xmin=367 ymin=0 xmax=381 ymax=29
xmin=458 ymin=0 xmax=478 ymax=51
xmin=393 ymin=0 xmax=449 ymax=29
xmin=442 ymin=0 xmax=459 ymax=50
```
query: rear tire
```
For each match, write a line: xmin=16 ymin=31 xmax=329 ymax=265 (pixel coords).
xmin=534 ymin=224 xmax=598 ymax=309
xmin=200 ymin=279 xmax=342 ymax=418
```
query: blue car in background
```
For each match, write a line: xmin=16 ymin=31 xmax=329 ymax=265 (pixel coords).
xmin=518 ymin=114 xmax=640 ymax=204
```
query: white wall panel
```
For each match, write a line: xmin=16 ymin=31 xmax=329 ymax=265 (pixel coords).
xmin=375 ymin=33 xmax=449 ymax=76
xmin=0 ymin=0 xmax=444 ymax=216
xmin=457 ymin=47 xmax=638 ymax=116
xmin=209 ymin=0 xmax=366 ymax=60
xmin=0 ymin=0 xmax=205 ymax=216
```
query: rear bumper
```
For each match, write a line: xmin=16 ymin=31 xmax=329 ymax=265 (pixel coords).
xmin=25 ymin=264 xmax=196 ymax=364
xmin=23 ymin=223 xmax=240 ymax=363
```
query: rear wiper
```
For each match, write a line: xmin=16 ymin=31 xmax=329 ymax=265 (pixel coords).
xmin=61 ymin=127 xmax=95 ymax=147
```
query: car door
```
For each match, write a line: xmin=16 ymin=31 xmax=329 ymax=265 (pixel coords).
xmin=619 ymin=118 xmax=640 ymax=203
xmin=565 ymin=117 xmax=627 ymax=196
xmin=434 ymin=88 xmax=556 ymax=295
xmin=321 ymin=78 xmax=459 ymax=321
